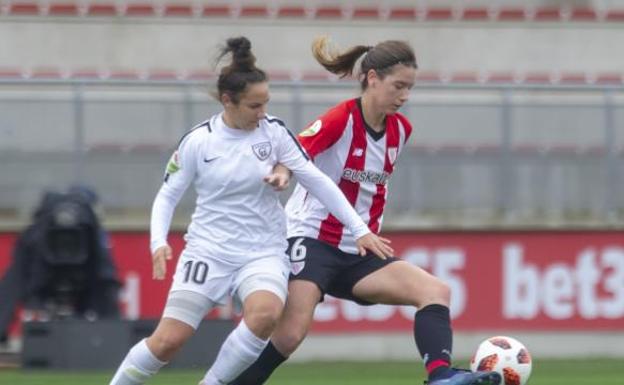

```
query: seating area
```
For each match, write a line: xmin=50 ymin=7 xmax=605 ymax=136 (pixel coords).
xmin=1 ymin=1 xmax=624 ymax=22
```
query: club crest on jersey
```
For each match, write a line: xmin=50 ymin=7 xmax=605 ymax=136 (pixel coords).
xmin=388 ymin=147 xmax=398 ymax=165
xmin=299 ymin=119 xmax=322 ymax=137
xmin=252 ymin=142 xmax=272 ymax=161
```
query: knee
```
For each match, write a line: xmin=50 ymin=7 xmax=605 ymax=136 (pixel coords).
xmin=273 ymin=326 xmax=306 ymax=356
xmin=245 ymin=307 xmax=282 ymax=339
xmin=410 ymin=278 xmax=450 ymax=308
xmin=423 ymin=278 xmax=451 ymax=307
xmin=148 ymin=331 xmax=186 ymax=360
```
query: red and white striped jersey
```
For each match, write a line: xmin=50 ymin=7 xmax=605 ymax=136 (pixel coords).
xmin=285 ymin=98 xmax=413 ymax=254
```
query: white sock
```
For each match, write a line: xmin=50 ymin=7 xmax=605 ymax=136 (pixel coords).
xmin=201 ymin=320 xmax=269 ymax=385
xmin=109 ymin=338 xmax=167 ymax=385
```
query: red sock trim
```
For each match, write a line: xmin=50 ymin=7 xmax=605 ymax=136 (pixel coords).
xmin=426 ymin=359 xmax=450 ymax=374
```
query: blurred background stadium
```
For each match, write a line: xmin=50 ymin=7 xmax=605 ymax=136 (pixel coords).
xmin=0 ymin=0 xmax=623 ymax=383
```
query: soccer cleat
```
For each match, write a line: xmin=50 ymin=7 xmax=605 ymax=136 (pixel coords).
xmin=425 ymin=369 xmax=502 ymax=385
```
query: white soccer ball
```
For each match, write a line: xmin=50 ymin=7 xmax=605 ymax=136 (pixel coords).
xmin=470 ymin=336 xmax=532 ymax=385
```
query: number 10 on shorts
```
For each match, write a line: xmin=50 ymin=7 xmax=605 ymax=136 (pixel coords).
xmin=182 ymin=260 xmax=209 ymax=284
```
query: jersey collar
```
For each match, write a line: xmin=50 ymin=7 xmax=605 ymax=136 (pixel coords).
xmin=356 ymin=98 xmax=386 ymax=142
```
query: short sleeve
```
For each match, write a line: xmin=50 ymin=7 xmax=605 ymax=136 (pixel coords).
xmin=297 ymin=102 xmax=350 ymax=158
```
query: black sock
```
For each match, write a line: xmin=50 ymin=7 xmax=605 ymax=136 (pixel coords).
xmin=414 ymin=304 xmax=453 ymax=380
xmin=229 ymin=341 xmax=287 ymax=385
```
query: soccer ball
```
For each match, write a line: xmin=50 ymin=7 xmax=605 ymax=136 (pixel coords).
xmin=470 ymin=336 xmax=532 ymax=385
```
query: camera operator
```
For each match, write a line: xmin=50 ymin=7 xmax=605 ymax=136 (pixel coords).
xmin=0 ymin=186 xmax=121 ymax=341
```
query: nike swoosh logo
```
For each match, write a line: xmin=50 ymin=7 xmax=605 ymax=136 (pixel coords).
xmin=203 ymin=156 xmax=220 ymax=163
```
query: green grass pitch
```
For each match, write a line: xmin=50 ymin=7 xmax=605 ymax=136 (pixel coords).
xmin=0 ymin=359 xmax=622 ymax=385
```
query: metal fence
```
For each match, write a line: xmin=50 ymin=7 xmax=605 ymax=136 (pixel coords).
xmin=0 ymin=77 xmax=623 ymax=229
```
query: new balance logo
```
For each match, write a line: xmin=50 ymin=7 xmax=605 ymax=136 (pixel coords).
xmin=352 ymin=148 xmax=364 ymax=157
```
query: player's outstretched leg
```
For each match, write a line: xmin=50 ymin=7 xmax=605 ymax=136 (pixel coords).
xmin=414 ymin=305 xmax=500 ymax=385
xmin=425 ymin=369 xmax=501 ymax=385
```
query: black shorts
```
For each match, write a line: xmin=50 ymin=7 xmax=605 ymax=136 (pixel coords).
xmin=286 ymin=236 xmax=399 ymax=305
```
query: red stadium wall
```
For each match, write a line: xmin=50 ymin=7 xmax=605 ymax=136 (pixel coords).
xmin=1 ymin=231 xmax=623 ymax=337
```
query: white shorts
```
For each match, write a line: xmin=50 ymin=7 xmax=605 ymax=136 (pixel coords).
xmin=162 ymin=249 xmax=289 ymax=329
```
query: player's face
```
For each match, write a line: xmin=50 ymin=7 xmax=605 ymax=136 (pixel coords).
xmin=224 ymin=81 xmax=270 ymax=130
xmin=368 ymin=64 xmax=416 ymax=115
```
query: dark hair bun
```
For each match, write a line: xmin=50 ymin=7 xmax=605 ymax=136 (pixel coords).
xmin=216 ymin=36 xmax=267 ymax=102
xmin=226 ymin=36 xmax=255 ymax=71
xmin=227 ymin=37 xmax=251 ymax=54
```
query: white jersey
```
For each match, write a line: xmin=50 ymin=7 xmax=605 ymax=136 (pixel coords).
xmin=150 ymin=113 xmax=370 ymax=264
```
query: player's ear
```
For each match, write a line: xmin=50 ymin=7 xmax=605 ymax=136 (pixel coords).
xmin=221 ymin=92 xmax=233 ymax=107
xmin=366 ymin=69 xmax=380 ymax=87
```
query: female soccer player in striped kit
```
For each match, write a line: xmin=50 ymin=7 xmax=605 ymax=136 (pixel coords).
xmin=108 ymin=36 xmax=393 ymax=385
xmin=230 ymin=37 xmax=501 ymax=385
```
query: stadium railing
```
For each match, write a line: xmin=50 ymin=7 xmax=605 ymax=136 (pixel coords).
xmin=0 ymin=69 xmax=623 ymax=229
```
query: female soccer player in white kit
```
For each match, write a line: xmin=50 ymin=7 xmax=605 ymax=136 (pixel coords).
xmin=108 ymin=36 xmax=393 ymax=385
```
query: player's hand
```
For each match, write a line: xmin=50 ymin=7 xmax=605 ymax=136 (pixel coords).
xmin=152 ymin=245 xmax=173 ymax=280
xmin=355 ymin=233 xmax=394 ymax=260
xmin=264 ymin=163 xmax=292 ymax=191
